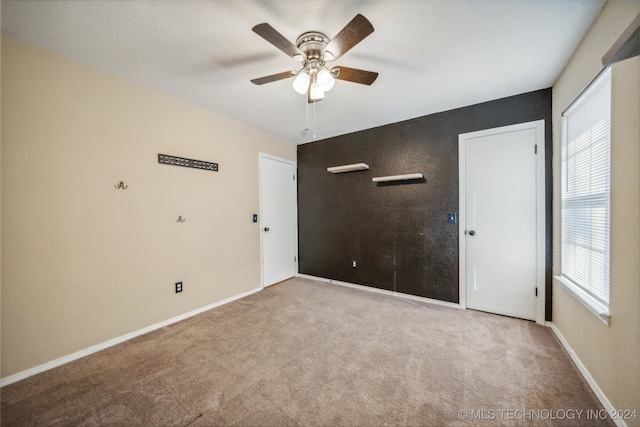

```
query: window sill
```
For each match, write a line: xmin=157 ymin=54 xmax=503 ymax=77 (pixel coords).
xmin=554 ymin=276 xmax=611 ymax=326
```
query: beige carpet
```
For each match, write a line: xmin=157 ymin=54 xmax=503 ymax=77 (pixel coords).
xmin=1 ymin=277 xmax=613 ymax=426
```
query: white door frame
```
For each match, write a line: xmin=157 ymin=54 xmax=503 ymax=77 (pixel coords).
xmin=458 ymin=120 xmax=546 ymax=324
xmin=258 ymin=152 xmax=298 ymax=289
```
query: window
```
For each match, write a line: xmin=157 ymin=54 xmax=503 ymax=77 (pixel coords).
xmin=558 ymin=67 xmax=611 ymax=324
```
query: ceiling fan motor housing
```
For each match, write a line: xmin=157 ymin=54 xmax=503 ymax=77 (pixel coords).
xmin=296 ymin=32 xmax=333 ymax=64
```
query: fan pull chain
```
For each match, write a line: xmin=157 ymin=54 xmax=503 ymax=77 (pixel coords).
xmin=305 ymin=96 xmax=309 ymax=131
xmin=302 ymin=97 xmax=317 ymax=139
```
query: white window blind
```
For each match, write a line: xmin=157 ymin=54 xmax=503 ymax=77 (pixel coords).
xmin=560 ymin=67 xmax=611 ymax=308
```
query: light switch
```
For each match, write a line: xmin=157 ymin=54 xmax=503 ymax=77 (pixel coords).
xmin=448 ymin=213 xmax=457 ymax=224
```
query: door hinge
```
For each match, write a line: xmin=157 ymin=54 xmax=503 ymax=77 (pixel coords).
xmin=535 ymin=287 xmax=538 ymax=297
xmin=294 ymin=256 xmax=297 ymax=262
xmin=534 ymin=144 xmax=538 ymax=154
xmin=293 ymin=175 xmax=296 ymax=181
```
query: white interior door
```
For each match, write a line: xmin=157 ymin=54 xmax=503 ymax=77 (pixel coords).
xmin=459 ymin=121 xmax=545 ymax=322
xmin=259 ymin=154 xmax=297 ymax=287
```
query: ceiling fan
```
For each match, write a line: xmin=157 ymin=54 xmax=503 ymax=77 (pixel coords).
xmin=250 ymin=14 xmax=378 ymax=102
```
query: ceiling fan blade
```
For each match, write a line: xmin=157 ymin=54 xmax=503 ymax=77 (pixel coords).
xmin=252 ymin=23 xmax=304 ymax=59
xmin=323 ymin=14 xmax=374 ymax=61
xmin=332 ymin=66 xmax=378 ymax=85
xmin=250 ymin=71 xmax=294 ymax=85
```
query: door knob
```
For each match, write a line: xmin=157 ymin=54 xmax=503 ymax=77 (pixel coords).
xmin=468 ymin=230 xmax=476 ymax=236
xmin=264 ymin=227 xmax=270 ymax=232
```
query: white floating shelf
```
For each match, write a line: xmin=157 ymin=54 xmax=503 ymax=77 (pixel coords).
xmin=327 ymin=163 xmax=370 ymax=173
xmin=372 ymin=173 xmax=424 ymax=183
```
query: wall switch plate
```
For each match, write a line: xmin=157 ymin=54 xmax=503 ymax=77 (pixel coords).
xmin=253 ymin=214 xmax=258 ymax=223
xmin=175 ymin=282 xmax=182 ymax=293
xmin=448 ymin=213 xmax=457 ymax=224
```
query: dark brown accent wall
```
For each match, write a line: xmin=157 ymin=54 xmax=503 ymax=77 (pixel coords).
xmin=297 ymin=89 xmax=553 ymax=319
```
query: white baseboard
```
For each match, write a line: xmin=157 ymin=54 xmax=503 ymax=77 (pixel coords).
xmin=296 ymin=273 xmax=461 ymax=310
xmin=0 ymin=286 xmax=262 ymax=388
xmin=546 ymin=322 xmax=627 ymax=427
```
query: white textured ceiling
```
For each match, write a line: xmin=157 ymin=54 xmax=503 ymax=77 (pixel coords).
xmin=1 ymin=0 xmax=605 ymax=144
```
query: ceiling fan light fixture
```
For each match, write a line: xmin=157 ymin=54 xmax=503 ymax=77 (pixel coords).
xmin=317 ymin=69 xmax=335 ymax=92
xmin=292 ymin=71 xmax=310 ymax=94
xmin=309 ymin=82 xmax=325 ymax=100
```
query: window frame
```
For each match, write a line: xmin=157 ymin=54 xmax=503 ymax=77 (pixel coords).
xmin=555 ymin=67 xmax=612 ymax=326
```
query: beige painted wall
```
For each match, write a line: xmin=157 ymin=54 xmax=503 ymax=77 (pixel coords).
xmin=0 ymin=31 xmax=3 ymax=375
xmin=1 ymin=36 xmax=295 ymax=377
xmin=552 ymin=1 xmax=640 ymax=418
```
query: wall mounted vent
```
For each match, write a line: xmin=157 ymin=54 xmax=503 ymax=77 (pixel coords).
xmin=158 ymin=154 xmax=218 ymax=172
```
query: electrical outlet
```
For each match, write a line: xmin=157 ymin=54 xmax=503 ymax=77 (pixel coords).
xmin=352 ymin=260 xmax=357 ymax=268
xmin=175 ymin=282 xmax=183 ymax=293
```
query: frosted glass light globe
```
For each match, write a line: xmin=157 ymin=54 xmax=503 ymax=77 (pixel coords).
xmin=317 ymin=69 xmax=335 ymax=92
xmin=309 ymin=82 xmax=325 ymax=100
xmin=292 ymin=72 xmax=310 ymax=94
